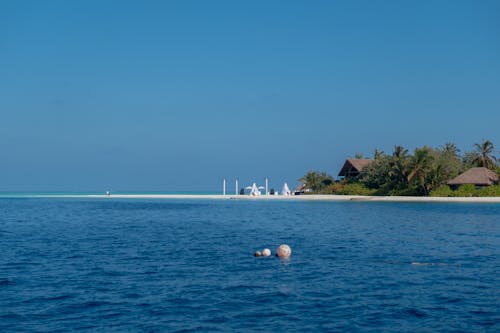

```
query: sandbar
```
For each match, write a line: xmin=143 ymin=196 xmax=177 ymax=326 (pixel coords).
xmin=8 ymin=194 xmax=500 ymax=203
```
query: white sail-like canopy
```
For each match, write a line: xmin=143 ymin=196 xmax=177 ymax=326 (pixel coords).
xmin=282 ymin=182 xmax=291 ymax=196
xmin=250 ymin=182 xmax=261 ymax=196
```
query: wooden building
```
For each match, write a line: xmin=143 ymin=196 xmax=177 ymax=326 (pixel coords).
xmin=338 ymin=159 xmax=373 ymax=178
xmin=447 ymin=167 xmax=499 ymax=189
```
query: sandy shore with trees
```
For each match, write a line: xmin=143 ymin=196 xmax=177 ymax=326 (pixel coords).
xmin=15 ymin=194 xmax=500 ymax=203
xmin=299 ymin=140 xmax=499 ymax=198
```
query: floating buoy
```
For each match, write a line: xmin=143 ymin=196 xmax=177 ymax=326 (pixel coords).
xmin=276 ymin=244 xmax=291 ymax=258
xmin=262 ymin=248 xmax=271 ymax=257
xmin=254 ymin=251 xmax=262 ymax=257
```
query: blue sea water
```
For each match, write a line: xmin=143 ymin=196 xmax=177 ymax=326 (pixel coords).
xmin=0 ymin=198 xmax=498 ymax=332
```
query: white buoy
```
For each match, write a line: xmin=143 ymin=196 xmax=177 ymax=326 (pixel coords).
xmin=276 ymin=244 xmax=291 ymax=258
xmin=254 ymin=251 xmax=262 ymax=257
xmin=262 ymin=248 xmax=271 ymax=257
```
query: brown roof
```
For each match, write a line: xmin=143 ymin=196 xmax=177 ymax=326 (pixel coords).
xmin=447 ymin=167 xmax=499 ymax=186
xmin=338 ymin=159 xmax=373 ymax=177
xmin=295 ymin=184 xmax=306 ymax=191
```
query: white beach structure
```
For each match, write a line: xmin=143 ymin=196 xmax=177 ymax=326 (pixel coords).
xmin=250 ymin=183 xmax=261 ymax=196
xmin=282 ymin=182 xmax=291 ymax=196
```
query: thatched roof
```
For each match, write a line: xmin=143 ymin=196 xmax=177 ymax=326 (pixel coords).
xmin=338 ymin=159 xmax=373 ymax=177
xmin=447 ymin=167 xmax=499 ymax=186
xmin=295 ymin=184 xmax=306 ymax=192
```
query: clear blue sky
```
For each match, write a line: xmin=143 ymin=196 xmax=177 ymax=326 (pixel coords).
xmin=1 ymin=1 xmax=499 ymax=192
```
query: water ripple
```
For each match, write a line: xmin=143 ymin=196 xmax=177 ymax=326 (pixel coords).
xmin=0 ymin=199 xmax=498 ymax=332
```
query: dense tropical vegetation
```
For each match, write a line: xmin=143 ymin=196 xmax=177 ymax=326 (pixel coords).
xmin=298 ymin=171 xmax=334 ymax=193
xmin=299 ymin=140 xmax=500 ymax=197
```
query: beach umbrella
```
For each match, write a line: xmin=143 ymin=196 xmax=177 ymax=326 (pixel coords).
xmin=282 ymin=182 xmax=291 ymax=196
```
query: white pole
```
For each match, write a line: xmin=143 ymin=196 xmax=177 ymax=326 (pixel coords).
xmin=223 ymin=178 xmax=226 ymax=196
xmin=236 ymin=178 xmax=239 ymax=195
xmin=265 ymin=177 xmax=269 ymax=196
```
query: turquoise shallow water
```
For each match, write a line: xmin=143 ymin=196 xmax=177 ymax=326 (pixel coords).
xmin=0 ymin=198 xmax=498 ymax=332
xmin=0 ymin=191 xmax=219 ymax=197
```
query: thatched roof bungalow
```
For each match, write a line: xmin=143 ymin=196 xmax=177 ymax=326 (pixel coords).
xmin=338 ymin=159 xmax=372 ymax=178
xmin=447 ymin=167 xmax=499 ymax=189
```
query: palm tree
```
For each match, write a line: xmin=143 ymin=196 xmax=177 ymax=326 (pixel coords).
xmin=427 ymin=163 xmax=445 ymax=192
xmin=354 ymin=153 xmax=364 ymax=159
xmin=299 ymin=171 xmax=333 ymax=192
xmin=389 ymin=146 xmax=409 ymax=186
xmin=392 ymin=146 xmax=409 ymax=160
xmin=442 ymin=142 xmax=460 ymax=156
xmin=437 ymin=142 xmax=464 ymax=178
xmin=373 ymin=149 xmax=385 ymax=160
xmin=319 ymin=172 xmax=335 ymax=187
xmin=407 ymin=147 xmax=434 ymax=195
xmin=472 ymin=140 xmax=497 ymax=169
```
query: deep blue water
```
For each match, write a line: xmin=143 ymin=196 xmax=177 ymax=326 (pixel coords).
xmin=0 ymin=198 xmax=498 ymax=332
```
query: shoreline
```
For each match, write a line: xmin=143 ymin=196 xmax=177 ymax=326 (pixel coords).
xmin=2 ymin=194 xmax=500 ymax=203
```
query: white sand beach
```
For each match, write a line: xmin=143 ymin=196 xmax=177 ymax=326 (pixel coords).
xmin=19 ymin=194 xmax=500 ymax=203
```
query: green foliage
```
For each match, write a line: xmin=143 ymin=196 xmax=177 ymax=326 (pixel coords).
xmin=407 ymin=147 xmax=434 ymax=195
xmin=454 ymin=184 xmax=477 ymax=197
xmin=462 ymin=151 xmax=479 ymax=169
xmin=354 ymin=153 xmax=365 ymax=159
xmin=342 ymin=183 xmax=376 ymax=195
xmin=476 ymin=185 xmax=500 ymax=197
xmin=472 ymin=140 xmax=497 ymax=169
xmin=463 ymin=140 xmax=497 ymax=170
xmin=435 ymin=143 xmax=464 ymax=178
xmin=357 ymin=141 xmax=497 ymax=196
xmin=388 ymin=146 xmax=410 ymax=187
xmin=303 ymin=140 xmax=499 ymax=197
xmin=323 ymin=182 xmax=376 ymax=196
xmin=430 ymin=185 xmax=500 ymax=197
xmin=373 ymin=149 xmax=386 ymax=160
xmin=417 ymin=144 xmax=464 ymax=195
xmin=359 ymin=155 xmax=391 ymax=189
xmin=389 ymin=186 xmax=420 ymax=196
xmin=322 ymin=183 xmax=344 ymax=194
xmin=298 ymin=171 xmax=334 ymax=193
xmin=430 ymin=185 xmax=454 ymax=197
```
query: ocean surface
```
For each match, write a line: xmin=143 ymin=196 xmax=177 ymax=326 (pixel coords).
xmin=0 ymin=198 xmax=498 ymax=332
